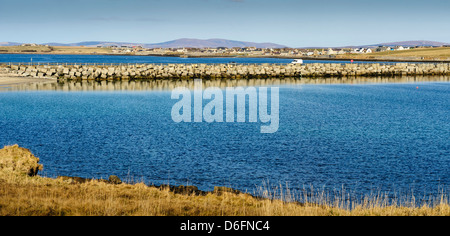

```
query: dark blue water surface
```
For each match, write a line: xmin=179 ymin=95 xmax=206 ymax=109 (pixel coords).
xmin=0 ymin=82 xmax=449 ymax=200
xmin=0 ymin=54 xmax=407 ymax=65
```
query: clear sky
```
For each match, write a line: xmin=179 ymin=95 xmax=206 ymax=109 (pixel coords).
xmin=0 ymin=0 xmax=449 ymax=47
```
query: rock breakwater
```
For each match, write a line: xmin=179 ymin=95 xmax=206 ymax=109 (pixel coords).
xmin=1 ymin=63 xmax=449 ymax=80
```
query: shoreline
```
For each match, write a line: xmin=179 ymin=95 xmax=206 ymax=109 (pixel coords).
xmin=1 ymin=52 xmax=450 ymax=63
xmin=3 ymin=173 xmax=449 ymax=216
xmin=0 ymin=76 xmax=56 ymax=86
xmin=1 ymin=145 xmax=449 ymax=216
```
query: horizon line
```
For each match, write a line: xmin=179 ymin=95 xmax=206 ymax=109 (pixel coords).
xmin=2 ymin=38 xmax=449 ymax=49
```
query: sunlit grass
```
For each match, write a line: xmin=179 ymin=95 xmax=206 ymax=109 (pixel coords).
xmin=338 ymin=47 xmax=450 ymax=60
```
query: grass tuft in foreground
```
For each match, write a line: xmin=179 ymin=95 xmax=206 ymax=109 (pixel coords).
xmin=0 ymin=144 xmax=43 ymax=177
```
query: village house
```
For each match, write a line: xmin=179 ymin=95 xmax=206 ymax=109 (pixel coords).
xmin=333 ymin=49 xmax=347 ymax=55
xmin=242 ymin=47 xmax=255 ymax=53
xmin=270 ymin=49 xmax=281 ymax=55
xmin=205 ymin=48 xmax=218 ymax=53
xmin=186 ymin=48 xmax=200 ymax=53
xmin=376 ymin=46 xmax=392 ymax=52
xmin=341 ymin=48 xmax=353 ymax=54
xmin=21 ymin=43 xmax=38 ymax=47
xmin=326 ymin=48 xmax=336 ymax=55
xmin=353 ymin=48 xmax=366 ymax=54
xmin=176 ymin=48 xmax=188 ymax=53
xmin=251 ymin=48 xmax=265 ymax=55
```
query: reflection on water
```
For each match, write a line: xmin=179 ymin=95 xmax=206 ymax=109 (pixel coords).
xmin=0 ymin=75 xmax=449 ymax=201
xmin=1 ymin=76 xmax=449 ymax=92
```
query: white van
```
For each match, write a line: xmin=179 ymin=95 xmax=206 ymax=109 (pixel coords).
xmin=291 ymin=59 xmax=303 ymax=64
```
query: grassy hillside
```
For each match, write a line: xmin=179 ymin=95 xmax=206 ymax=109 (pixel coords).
xmin=0 ymin=45 xmax=54 ymax=54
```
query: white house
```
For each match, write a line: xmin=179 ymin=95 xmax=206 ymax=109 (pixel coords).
xmin=326 ymin=48 xmax=337 ymax=55
xmin=376 ymin=46 xmax=392 ymax=52
xmin=354 ymin=48 xmax=368 ymax=54
xmin=21 ymin=43 xmax=38 ymax=47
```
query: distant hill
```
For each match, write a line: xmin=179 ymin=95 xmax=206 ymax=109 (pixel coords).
xmin=143 ymin=38 xmax=287 ymax=49
xmin=46 ymin=41 xmax=144 ymax=47
xmin=364 ymin=40 xmax=449 ymax=48
xmin=0 ymin=42 xmax=22 ymax=46
xmin=4 ymin=40 xmax=448 ymax=49
xmin=44 ymin=39 xmax=287 ymax=49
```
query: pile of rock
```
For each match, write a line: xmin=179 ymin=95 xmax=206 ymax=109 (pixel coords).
xmin=1 ymin=63 xmax=449 ymax=80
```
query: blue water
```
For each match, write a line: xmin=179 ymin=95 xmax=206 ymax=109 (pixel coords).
xmin=0 ymin=82 xmax=449 ymax=201
xmin=0 ymin=54 xmax=406 ymax=65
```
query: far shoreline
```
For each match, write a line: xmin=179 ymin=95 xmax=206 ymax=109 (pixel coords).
xmin=0 ymin=76 xmax=56 ymax=86
xmin=1 ymin=52 xmax=450 ymax=63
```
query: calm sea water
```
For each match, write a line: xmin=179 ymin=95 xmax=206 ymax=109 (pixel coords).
xmin=0 ymin=54 xmax=408 ymax=64
xmin=0 ymin=80 xmax=449 ymax=200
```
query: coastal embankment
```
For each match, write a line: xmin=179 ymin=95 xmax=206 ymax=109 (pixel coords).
xmin=1 ymin=63 xmax=450 ymax=80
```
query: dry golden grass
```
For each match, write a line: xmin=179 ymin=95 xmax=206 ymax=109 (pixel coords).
xmin=51 ymin=46 xmax=113 ymax=55
xmin=338 ymin=47 xmax=450 ymax=60
xmin=0 ymin=145 xmax=449 ymax=216
xmin=0 ymin=46 xmax=53 ymax=53
xmin=0 ymin=145 xmax=42 ymax=177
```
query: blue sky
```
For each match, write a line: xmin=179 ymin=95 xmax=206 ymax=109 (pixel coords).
xmin=0 ymin=0 xmax=449 ymax=47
